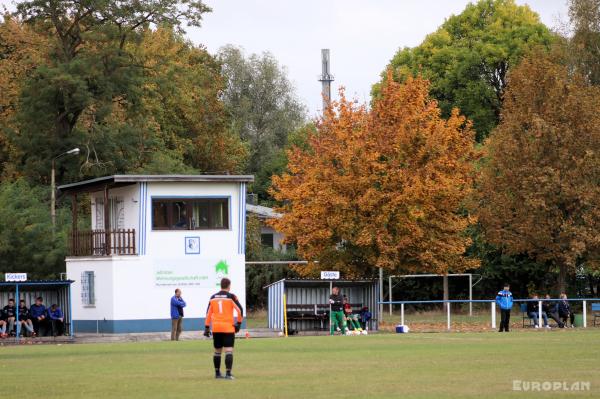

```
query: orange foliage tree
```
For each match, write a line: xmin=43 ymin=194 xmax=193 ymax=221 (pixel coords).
xmin=270 ymin=74 xmax=480 ymax=277
xmin=475 ymin=53 xmax=600 ymax=292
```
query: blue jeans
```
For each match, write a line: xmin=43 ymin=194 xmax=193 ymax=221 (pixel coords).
xmin=528 ymin=312 xmax=548 ymax=326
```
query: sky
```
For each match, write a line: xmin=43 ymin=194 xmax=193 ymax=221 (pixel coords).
xmin=191 ymin=0 xmax=569 ymax=118
xmin=1 ymin=0 xmax=569 ymax=117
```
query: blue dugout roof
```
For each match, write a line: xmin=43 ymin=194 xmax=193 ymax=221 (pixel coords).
xmin=0 ymin=280 xmax=74 ymax=289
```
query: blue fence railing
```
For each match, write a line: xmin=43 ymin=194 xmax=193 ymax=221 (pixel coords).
xmin=377 ymin=298 xmax=600 ymax=330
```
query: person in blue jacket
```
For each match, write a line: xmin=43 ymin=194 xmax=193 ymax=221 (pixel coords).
xmin=170 ymin=288 xmax=186 ymax=341
xmin=496 ymin=283 xmax=513 ymax=332
xmin=48 ymin=304 xmax=64 ymax=337
xmin=29 ymin=297 xmax=47 ymax=336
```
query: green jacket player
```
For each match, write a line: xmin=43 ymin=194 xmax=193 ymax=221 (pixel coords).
xmin=329 ymin=287 xmax=347 ymax=335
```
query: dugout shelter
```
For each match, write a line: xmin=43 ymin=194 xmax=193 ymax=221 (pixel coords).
xmin=0 ymin=279 xmax=74 ymax=337
xmin=265 ymin=278 xmax=379 ymax=332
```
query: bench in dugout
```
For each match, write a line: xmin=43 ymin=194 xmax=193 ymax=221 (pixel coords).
xmin=286 ymin=304 xmax=328 ymax=333
xmin=286 ymin=303 xmax=364 ymax=332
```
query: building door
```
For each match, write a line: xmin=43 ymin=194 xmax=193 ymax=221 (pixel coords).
xmin=95 ymin=198 xmax=125 ymax=230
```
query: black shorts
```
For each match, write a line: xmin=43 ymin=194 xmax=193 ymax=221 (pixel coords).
xmin=213 ymin=333 xmax=235 ymax=349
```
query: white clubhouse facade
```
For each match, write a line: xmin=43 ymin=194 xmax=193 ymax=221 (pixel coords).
xmin=58 ymin=175 xmax=251 ymax=333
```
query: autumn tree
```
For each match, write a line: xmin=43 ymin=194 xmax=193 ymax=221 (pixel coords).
xmin=0 ymin=16 xmax=48 ymax=178
xmin=475 ymin=53 xmax=600 ymax=292
xmin=375 ymin=0 xmax=555 ymax=141
xmin=271 ymin=74 xmax=480 ymax=277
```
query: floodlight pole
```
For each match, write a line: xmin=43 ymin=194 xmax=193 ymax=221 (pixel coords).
xmin=51 ymin=148 xmax=80 ymax=232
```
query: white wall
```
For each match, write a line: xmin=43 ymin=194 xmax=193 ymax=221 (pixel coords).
xmin=66 ymin=257 xmax=117 ymax=321
xmin=111 ymin=255 xmax=246 ymax=320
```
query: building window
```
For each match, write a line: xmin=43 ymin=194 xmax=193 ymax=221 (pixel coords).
xmin=152 ymin=198 xmax=229 ymax=230
xmin=81 ymin=271 xmax=95 ymax=306
xmin=261 ymin=233 xmax=274 ymax=248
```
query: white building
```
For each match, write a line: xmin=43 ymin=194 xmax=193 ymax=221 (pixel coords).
xmin=58 ymin=175 xmax=252 ymax=333
xmin=246 ymin=204 xmax=286 ymax=252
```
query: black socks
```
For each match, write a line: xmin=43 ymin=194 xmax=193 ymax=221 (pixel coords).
xmin=214 ymin=352 xmax=222 ymax=375
xmin=225 ymin=351 xmax=233 ymax=374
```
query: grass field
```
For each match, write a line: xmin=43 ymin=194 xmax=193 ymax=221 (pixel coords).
xmin=3 ymin=330 xmax=599 ymax=398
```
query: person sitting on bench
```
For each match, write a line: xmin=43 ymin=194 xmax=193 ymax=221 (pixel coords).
xmin=527 ymin=294 xmax=549 ymax=328
xmin=0 ymin=305 xmax=7 ymax=338
xmin=558 ymin=293 xmax=575 ymax=328
xmin=359 ymin=306 xmax=371 ymax=330
xmin=29 ymin=297 xmax=47 ymax=336
xmin=543 ymin=294 xmax=564 ymax=328
xmin=3 ymin=299 xmax=17 ymax=336
xmin=342 ymin=296 xmax=363 ymax=333
xmin=48 ymin=304 xmax=64 ymax=336
xmin=18 ymin=300 xmax=36 ymax=337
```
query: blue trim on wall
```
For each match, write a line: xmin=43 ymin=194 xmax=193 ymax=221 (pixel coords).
xmin=238 ymin=183 xmax=247 ymax=254
xmin=73 ymin=318 xmax=247 ymax=334
xmin=137 ymin=182 xmax=148 ymax=255
xmin=142 ymin=182 xmax=148 ymax=255
xmin=74 ymin=318 xmax=206 ymax=334
xmin=138 ymin=183 xmax=143 ymax=255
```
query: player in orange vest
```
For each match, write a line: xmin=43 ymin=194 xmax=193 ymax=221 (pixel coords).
xmin=204 ymin=278 xmax=244 ymax=379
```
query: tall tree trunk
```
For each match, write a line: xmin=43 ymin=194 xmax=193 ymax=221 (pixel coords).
xmin=557 ymin=262 xmax=567 ymax=294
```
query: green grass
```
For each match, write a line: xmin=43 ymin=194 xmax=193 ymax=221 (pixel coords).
xmin=2 ymin=330 xmax=599 ymax=398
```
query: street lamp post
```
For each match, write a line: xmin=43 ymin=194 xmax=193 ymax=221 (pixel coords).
xmin=51 ymin=148 xmax=80 ymax=230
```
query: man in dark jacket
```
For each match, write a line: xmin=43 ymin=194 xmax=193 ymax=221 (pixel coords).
xmin=329 ymin=286 xmax=347 ymax=335
xmin=558 ymin=293 xmax=575 ymax=328
xmin=29 ymin=297 xmax=47 ymax=336
xmin=18 ymin=300 xmax=36 ymax=337
xmin=3 ymin=299 xmax=16 ymax=336
xmin=543 ymin=294 xmax=564 ymax=328
xmin=526 ymin=294 xmax=549 ymax=328
xmin=0 ymin=306 xmax=7 ymax=338
xmin=170 ymin=288 xmax=186 ymax=341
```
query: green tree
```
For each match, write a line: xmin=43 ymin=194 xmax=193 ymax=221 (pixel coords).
xmin=375 ymin=0 xmax=555 ymax=141
xmin=218 ymin=45 xmax=307 ymax=200
xmin=9 ymin=0 xmax=211 ymax=183
xmin=0 ymin=179 xmax=68 ymax=278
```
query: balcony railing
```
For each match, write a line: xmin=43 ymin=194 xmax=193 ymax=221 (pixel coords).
xmin=69 ymin=229 xmax=137 ymax=256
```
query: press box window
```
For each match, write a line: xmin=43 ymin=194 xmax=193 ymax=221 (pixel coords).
xmin=152 ymin=198 xmax=229 ymax=230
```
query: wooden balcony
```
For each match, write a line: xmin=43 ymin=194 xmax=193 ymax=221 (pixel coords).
xmin=69 ymin=229 xmax=137 ymax=256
